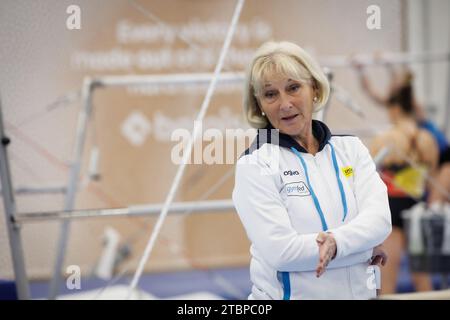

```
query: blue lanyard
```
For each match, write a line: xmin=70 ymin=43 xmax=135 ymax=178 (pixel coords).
xmin=290 ymin=142 xmax=348 ymax=231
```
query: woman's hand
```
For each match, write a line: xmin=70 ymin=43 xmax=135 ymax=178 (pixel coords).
xmin=315 ymin=232 xmax=337 ymax=278
xmin=371 ymin=244 xmax=388 ymax=266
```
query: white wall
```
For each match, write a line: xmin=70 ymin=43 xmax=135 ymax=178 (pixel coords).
xmin=408 ymin=0 xmax=450 ymax=135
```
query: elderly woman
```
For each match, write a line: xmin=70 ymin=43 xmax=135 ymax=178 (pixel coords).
xmin=232 ymin=41 xmax=392 ymax=300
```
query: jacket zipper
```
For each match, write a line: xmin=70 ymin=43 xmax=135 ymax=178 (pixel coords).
xmin=313 ymin=155 xmax=337 ymax=219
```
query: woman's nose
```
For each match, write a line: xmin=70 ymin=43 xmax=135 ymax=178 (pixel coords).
xmin=279 ymin=92 xmax=293 ymax=110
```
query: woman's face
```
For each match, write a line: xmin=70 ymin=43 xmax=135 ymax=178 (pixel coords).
xmin=257 ymin=73 xmax=317 ymax=137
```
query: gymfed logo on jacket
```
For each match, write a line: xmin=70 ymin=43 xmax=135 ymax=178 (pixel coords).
xmin=284 ymin=181 xmax=310 ymax=197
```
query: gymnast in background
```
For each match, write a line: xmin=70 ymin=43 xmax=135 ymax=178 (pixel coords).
xmin=354 ymin=58 xmax=447 ymax=293
xmin=355 ymin=58 xmax=450 ymax=204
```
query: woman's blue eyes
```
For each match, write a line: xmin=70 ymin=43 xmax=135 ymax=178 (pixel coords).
xmin=264 ymin=91 xmax=276 ymax=98
xmin=263 ymin=84 xmax=301 ymax=98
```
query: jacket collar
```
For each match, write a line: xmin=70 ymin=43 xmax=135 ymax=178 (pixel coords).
xmin=250 ymin=119 xmax=332 ymax=154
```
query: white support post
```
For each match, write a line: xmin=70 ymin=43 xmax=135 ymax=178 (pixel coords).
xmin=0 ymin=94 xmax=30 ymax=300
xmin=48 ymin=78 xmax=94 ymax=299
xmin=15 ymin=199 xmax=235 ymax=223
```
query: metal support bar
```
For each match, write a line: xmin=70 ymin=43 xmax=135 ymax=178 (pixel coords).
xmin=0 ymin=186 xmax=66 ymax=195
xmin=14 ymin=199 xmax=235 ymax=223
xmin=48 ymin=78 xmax=94 ymax=299
xmin=0 ymin=95 xmax=30 ymax=300
xmin=323 ymin=51 xmax=450 ymax=68
xmin=93 ymin=72 xmax=245 ymax=88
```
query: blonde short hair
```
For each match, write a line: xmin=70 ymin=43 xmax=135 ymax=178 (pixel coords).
xmin=243 ymin=41 xmax=330 ymax=128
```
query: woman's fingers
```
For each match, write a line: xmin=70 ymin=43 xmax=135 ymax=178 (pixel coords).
xmin=316 ymin=267 xmax=324 ymax=278
xmin=370 ymin=255 xmax=382 ymax=266
xmin=371 ymin=245 xmax=388 ymax=266
xmin=316 ymin=232 xmax=338 ymax=277
xmin=316 ymin=257 xmax=331 ymax=277
xmin=380 ymin=252 xmax=388 ymax=266
xmin=371 ymin=253 xmax=388 ymax=266
xmin=316 ymin=232 xmax=327 ymax=245
xmin=316 ymin=238 xmax=334 ymax=277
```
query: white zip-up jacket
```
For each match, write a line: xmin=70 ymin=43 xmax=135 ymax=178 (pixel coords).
xmin=232 ymin=120 xmax=392 ymax=300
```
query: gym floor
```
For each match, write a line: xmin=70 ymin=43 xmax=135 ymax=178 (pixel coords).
xmin=27 ymin=255 xmax=450 ymax=300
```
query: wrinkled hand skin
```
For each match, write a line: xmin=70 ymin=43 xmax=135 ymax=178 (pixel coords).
xmin=371 ymin=244 xmax=388 ymax=266
xmin=315 ymin=232 xmax=389 ymax=296
xmin=315 ymin=232 xmax=337 ymax=278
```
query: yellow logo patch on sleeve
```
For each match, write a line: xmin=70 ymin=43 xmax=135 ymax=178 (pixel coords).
xmin=341 ymin=166 xmax=353 ymax=178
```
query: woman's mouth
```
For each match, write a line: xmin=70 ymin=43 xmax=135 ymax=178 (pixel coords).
xmin=281 ymin=114 xmax=299 ymax=122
